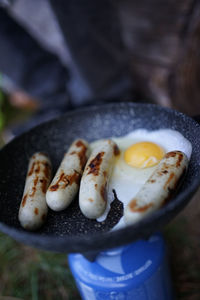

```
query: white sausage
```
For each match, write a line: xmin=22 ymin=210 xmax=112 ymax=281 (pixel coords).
xmin=46 ymin=139 xmax=89 ymax=211
xmin=124 ymin=151 xmax=188 ymax=225
xmin=18 ymin=152 xmax=52 ymax=230
xmin=79 ymin=139 xmax=120 ymax=219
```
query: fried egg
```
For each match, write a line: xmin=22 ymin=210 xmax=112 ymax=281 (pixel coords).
xmin=91 ymin=129 xmax=192 ymax=226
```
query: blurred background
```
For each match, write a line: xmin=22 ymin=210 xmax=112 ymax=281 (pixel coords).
xmin=0 ymin=0 xmax=200 ymax=299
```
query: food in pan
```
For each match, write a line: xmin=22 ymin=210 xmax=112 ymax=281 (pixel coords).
xmin=19 ymin=128 xmax=192 ymax=231
xmin=18 ymin=152 xmax=52 ymax=230
xmin=124 ymin=150 xmax=188 ymax=224
xmin=46 ymin=139 xmax=89 ymax=211
xmin=102 ymin=129 xmax=192 ymax=227
xmin=79 ymin=139 xmax=120 ymax=219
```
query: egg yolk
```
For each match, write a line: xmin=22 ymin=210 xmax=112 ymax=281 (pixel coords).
xmin=124 ymin=141 xmax=165 ymax=168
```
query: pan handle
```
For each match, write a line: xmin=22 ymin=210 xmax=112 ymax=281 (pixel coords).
xmin=192 ymin=115 xmax=200 ymax=124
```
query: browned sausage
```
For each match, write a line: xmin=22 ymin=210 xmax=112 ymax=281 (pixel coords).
xmin=79 ymin=139 xmax=120 ymax=219
xmin=124 ymin=151 xmax=188 ymax=225
xmin=46 ymin=139 xmax=89 ymax=211
xmin=18 ymin=152 xmax=52 ymax=230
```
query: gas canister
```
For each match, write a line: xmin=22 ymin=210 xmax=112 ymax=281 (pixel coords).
xmin=68 ymin=234 xmax=173 ymax=300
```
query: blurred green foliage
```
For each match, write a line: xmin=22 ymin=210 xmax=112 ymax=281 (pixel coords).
xmin=0 ymin=232 xmax=80 ymax=300
xmin=0 ymin=87 xmax=33 ymax=147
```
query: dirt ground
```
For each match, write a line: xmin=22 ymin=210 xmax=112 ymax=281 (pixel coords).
xmin=165 ymin=187 xmax=200 ymax=299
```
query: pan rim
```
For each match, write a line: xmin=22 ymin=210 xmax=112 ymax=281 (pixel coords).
xmin=0 ymin=101 xmax=200 ymax=253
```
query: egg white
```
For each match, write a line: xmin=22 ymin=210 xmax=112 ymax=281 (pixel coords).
xmin=91 ymin=129 xmax=192 ymax=226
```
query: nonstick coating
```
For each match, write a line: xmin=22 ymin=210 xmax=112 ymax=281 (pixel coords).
xmin=0 ymin=102 xmax=200 ymax=254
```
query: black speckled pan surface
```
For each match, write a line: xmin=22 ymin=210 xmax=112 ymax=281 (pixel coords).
xmin=0 ymin=102 xmax=200 ymax=254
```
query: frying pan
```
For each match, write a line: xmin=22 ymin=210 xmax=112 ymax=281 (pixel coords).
xmin=0 ymin=102 xmax=200 ymax=255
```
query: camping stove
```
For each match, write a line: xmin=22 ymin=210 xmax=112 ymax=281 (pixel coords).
xmin=68 ymin=233 xmax=173 ymax=300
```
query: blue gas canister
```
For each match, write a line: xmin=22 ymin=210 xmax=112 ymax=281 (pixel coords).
xmin=68 ymin=234 xmax=173 ymax=300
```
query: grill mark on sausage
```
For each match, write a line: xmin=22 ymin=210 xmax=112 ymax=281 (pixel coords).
xmin=41 ymin=179 xmax=48 ymax=193
xmin=67 ymin=171 xmax=81 ymax=186
xmin=150 ymin=179 xmax=156 ymax=183
xmin=176 ymin=153 xmax=183 ymax=167
xmin=59 ymin=173 xmax=69 ymax=184
xmin=34 ymin=176 xmax=39 ymax=186
xmin=34 ymin=207 xmax=39 ymax=215
xmin=28 ymin=162 xmax=35 ymax=176
xmin=129 ymin=199 xmax=154 ymax=212
xmin=30 ymin=176 xmax=39 ymax=197
xmin=114 ymin=144 xmax=120 ymax=156
xmin=69 ymin=140 xmax=88 ymax=165
xmin=87 ymin=152 xmax=105 ymax=176
xmin=164 ymin=173 xmax=175 ymax=190
xmin=100 ymin=182 xmax=107 ymax=202
xmin=158 ymin=164 xmax=169 ymax=176
xmin=88 ymin=198 xmax=94 ymax=202
xmin=162 ymin=170 xmax=168 ymax=174
xmin=50 ymin=183 xmax=59 ymax=191
xmin=35 ymin=165 xmax=40 ymax=174
xmin=165 ymin=151 xmax=177 ymax=158
xmin=76 ymin=140 xmax=84 ymax=148
xmin=68 ymin=141 xmax=88 ymax=169
xmin=43 ymin=162 xmax=51 ymax=179
xmin=49 ymin=170 xmax=80 ymax=192
xmin=22 ymin=194 xmax=28 ymax=207
xmin=77 ymin=141 xmax=88 ymax=169
xmin=49 ymin=172 xmax=69 ymax=191
xmin=29 ymin=159 xmax=51 ymax=180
